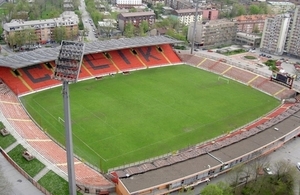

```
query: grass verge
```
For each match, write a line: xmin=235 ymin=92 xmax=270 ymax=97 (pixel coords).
xmin=7 ymin=144 xmax=45 ymax=177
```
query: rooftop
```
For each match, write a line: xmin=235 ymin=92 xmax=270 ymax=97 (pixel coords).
xmin=0 ymin=36 xmax=182 ymax=69
xmin=267 ymin=1 xmax=295 ymax=6
xmin=119 ymin=106 xmax=300 ymax=193
xmin=119 ymin=11 xmax=155 ymax=17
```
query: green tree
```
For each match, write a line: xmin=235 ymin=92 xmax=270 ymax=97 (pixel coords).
xmin=253 ymin=25 xmax=260 ymax=34
xmin=53 ymin=26 xmax=67 ymax=43
xmin=4 ymin=2 xmax=15 ymax=21
xmin=249 ymin=5 xmax=260 ymax=14
xmin=139 ymin=21 xmax=149 ymax=36
xmin=124 ymin=22 xmax=134 ymax=38
xmin=201 ymin=182 xmax=233 ymax=195
xmin=129 ymin=7 xmax=137 ymax=12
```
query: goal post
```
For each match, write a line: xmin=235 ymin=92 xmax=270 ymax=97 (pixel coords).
xmin=58 ymin=117 xmax=65 ymax=123
xmin=218 ymin=76 xmax=229 ymax=84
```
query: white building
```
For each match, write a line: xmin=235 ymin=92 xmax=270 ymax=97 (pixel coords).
xmin=260 ymin=14 xmax=290 ymax=55
xmin=116 ymin=0 xmax=142 ymax=6
xmin=172 ymin=9 xmax=202 ymax=26
xmin=267 ymin=1 xmax=295 ymax=14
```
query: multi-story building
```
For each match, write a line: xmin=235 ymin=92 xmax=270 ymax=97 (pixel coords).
xmin=233 ymin=14 xmax=270 ymax=34
xmin=285 ymin=6 xmax=300 ymax=57
xmin=116 ymin=0 xmax=142 ymax=8
xmin=202 ymin=8 xmax=218 ymax=21
xmin=187 ymin=19 xmax=237 ymax=47
xmin=3 ymin=11 xmax=79 ymax=44
xmin=267 ymin=1 xmax=295 ymax=14
xmin=235 ymin=32 xmax=261 ymax=47
xmin=63 ymin=0 xmax=74 ymax=11
xmin=172 ymin=9 xmax=202 ymax=26
xmin=117 ymin=12 xmax=155 ymax=31
xmin=164 ymin=0 xmax=193 ymax=10
xmin=260 ymin=14 xmax=290 ymax=55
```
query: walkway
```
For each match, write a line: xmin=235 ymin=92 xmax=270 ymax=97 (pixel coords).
xmin=0 ymin=151 xmax=44 ymax=195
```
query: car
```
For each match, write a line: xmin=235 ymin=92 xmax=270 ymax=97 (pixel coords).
xmin=263 ymin=167 xmax=273 ymax=175
xmin=297 ymin=162 xmax=300 ymax=171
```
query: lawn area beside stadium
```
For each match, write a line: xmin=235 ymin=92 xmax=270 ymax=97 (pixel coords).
xmin=20 ymin=65 xmax=280 ymax=171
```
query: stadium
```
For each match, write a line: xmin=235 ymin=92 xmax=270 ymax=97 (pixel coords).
xmin=0 ymin=36 xmax=300 ymax=195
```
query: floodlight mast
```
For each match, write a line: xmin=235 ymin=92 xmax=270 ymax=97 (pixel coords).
xmin=53 ymin=40 xmax=85 ymax=195
xmin=191 ymin=0 xmax=200 ymax=54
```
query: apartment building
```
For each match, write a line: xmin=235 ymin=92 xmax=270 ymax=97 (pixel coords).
xmin=63 ymin=0 xmax=74 ymax=11
xmin=233 ymin=14 xmax=270 ymax=34
xmin=267 ymin=1 xmax=295 ymax=14
xmin=164 ymin=0 xmax=193 ymax=10
xmin=285 ymin=6 xmax=300 ymax=57
xmin=202 ymin=8 xmax=218 ymax=21
xmin=3 ymin=11 xmax=79 ymax=44
xmin=260 ymin=14 xmax=290 ymax=55
xmin=117 ymin=12 xmax=155 ymax=31
xmin=172 ymin=9 xmax=202 ymax=26
xmin=116 ymin=0 xmax=142 ymax=7
xmin=188 ymin=19 xmax=237 ymax=47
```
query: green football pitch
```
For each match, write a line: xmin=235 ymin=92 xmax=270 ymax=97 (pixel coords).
xmin=20 ymin=65 xmax=280 ymax=171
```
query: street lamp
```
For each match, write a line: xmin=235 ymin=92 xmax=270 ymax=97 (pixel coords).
xmin=53 ymin=40 xmax=85 ymax=195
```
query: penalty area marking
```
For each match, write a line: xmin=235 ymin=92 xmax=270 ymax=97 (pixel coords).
xmin=218 ymin=76 xmax=230 ymax=84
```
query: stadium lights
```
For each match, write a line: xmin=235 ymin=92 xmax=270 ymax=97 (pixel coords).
xmin=53 ymin=40 xmax=85 ymax=195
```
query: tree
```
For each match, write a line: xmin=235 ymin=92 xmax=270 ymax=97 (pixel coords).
xmin=53 ymin=26 xmax=67 ymax=43
xmin=249 ymin=5 xmax=261 ymax=15
xmin=0 ymin=164 xmax=12 ymax=194
xmin=253 ymin=25 xmax=260 ymax=34
xmin=139 ymin=21 xmax=149 ymax=36
xmin=124 ymin=22 xmax=134 ymax=38
xmin=201 ymin=182 xmax=233 ymax=195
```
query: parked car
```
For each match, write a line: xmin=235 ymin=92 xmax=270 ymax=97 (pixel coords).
xmin=263 ymin=167 xmax=273 ymax=175
xmin=297 ymin=162 xmax=300 ymax=171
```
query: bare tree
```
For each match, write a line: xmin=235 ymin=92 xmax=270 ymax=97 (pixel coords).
xmin=249 ymin=156 xmax=270 ymax=182
xmin=0 ymin=164 xmax=12 ymax=195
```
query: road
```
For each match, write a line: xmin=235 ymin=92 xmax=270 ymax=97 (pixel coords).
xmin=78 ymin=0 xmax=98 ymax=41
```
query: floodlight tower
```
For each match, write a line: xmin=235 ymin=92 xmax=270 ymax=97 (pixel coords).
xmin=53 ymin=40 xmax=85 ymax=195
xmin=191 ymin=0 xmax=200 ymax=54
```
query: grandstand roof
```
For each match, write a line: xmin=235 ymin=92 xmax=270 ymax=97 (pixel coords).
xmin=0 ymin=36 xmax=183 ymax=69
xmin=119 ymin=107 xmax=300 ymax=193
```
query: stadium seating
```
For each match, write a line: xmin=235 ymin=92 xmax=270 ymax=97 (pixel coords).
xmin=83 ymin=53 xmax=118 ymax=76
xmin=17 ymin=63 xmax=59 ymax=90
xmin=108 ymin=49 xmax=146 ymax=72
xmin=158 ymin=44 xmax=182 ymax=64
xmin=135 ymin=46 xmax=170 ymax=67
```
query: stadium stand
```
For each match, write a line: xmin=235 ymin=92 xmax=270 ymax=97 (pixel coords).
xmin=0 ymin=88 xmax=114 ymax=192
xmin=222 ymin=66 xmax=258 ymax=83
xmin=82 ymin=54 xmax=118 ymax=77
xmin=0 ymin=67 xmax=30 ymax=94
xmin=108 ymin=49 xmax=146 ymax=71
xmin=17 ymin=64 xmax=59 ymax=89
xmin=158 ymin=44 xmax=182 ymax=64
xmin=135 ymin=46 xmax=170 ymax=67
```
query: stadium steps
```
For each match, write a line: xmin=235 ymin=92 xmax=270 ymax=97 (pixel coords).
xmin=0 ymin=67 xmax=33 ymax=94
xmin=17 ymin=64 xmax=60 ymax=91
xmin=108 ymin=49 xmax=146 ymax=72
xmin=158 ymin=44 xmax=182 ymax=64
xmin=83 ymin=54 xmax=118 ymax=76
xmin=136 ymin=46 xmax=170 ymax=67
